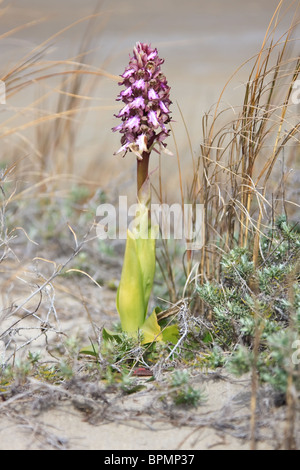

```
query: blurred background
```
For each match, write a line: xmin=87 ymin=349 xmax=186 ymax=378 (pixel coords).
xmin=0 ymin=0 xmax=297 ymax=202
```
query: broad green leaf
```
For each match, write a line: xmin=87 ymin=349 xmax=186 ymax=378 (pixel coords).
xmin=136 ymin=234 xmax=156 ymax=314
xmin=102 ymin=327 xmax=124 ymax=343
xmin=134 ymin=205 xmax=158 ymax=318
xmin=133 ymin=206 xmax=156 ymax=315
xmin=116 ymin=230 xmax=145 ymax=333
xmin=162 ymin=324 xmax=179 ymax=344
xmin=79 ymin=344 xmax=99 ymax=357
xmin=122 ymin=383 xmax=147 ymax=394
xmin=202 ymin=331 xmax=214 ymax=344
xmin=140 ymin=309 xmax=163 ymax=345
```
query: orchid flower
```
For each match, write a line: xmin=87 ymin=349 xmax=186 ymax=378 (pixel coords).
xmin=112 ymin=42 xmax=172 ymax=165
xmin=111 ymin=43 xmax=176 ymax=344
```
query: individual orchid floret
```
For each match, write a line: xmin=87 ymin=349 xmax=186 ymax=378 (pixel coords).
xmin=148 ymin=88 xmax=159 ymax=100
xmin=113 ymin=42 xmax=172 ymax=159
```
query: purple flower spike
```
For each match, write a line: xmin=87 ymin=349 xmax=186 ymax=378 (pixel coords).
xmin=113 ymin=42 xmax=172 ymax=158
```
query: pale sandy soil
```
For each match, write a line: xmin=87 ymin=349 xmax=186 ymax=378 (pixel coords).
xmin=0 ymin=367 xmax=288 ymax=450
xmin=0 ymin=255 xmax=298 ymax=451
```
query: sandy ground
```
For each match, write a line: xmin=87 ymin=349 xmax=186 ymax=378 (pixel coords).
xmin=0 ymin=368 xmax=285 ymax=450
xmin=0 ymin=256 xmax=297 ymax=451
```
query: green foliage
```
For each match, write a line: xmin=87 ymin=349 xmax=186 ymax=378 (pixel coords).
xmin=195 ymin=217 xmax=300 ymax=393
xmin=261 ymin=329 xmax=300 ymax=392
xmin=221 ymin=247 xmax=255 ymax=284
xmin=228 ymin=326 xmax=300 ymax=393
xmin=0 ymin=351 xmax=72 ymax=395
xmin=169 ymin=370 xmax=204 ymax=407
xmin=116 ymin=208 xmax=157 ymax=338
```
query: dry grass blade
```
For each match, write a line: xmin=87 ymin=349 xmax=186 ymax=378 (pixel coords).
xmin=185 ymin=7 xmax=300 ymax=285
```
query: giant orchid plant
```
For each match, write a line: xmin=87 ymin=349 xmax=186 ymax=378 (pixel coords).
xmin=111 ymin=43 xmax=176 ymax=344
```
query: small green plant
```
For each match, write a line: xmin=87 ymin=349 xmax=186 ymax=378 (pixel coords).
xmin=169 ymin=370 xmax=204 ymax=408
xmin=196 ymin=217 xmax=300 ymax=394
xmin=0 ymin=351 xmax=64 ymax=393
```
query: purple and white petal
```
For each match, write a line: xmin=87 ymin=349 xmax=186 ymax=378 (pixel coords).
xmin=159 ymin=100 xmax=169 ymax=113
xmin=130 ymin=96 xmax=145 ymax=109
xmin=126 ymin=115 xmax=140 ymax=131
xmin=148 ymin=88 xmax=159 ymax=100
xmin=133 ymin=79 xmax=145 ymax=90
xmin=136 ymin=133 xmax=148 ymax=153
xmin=117 ymin=104 xmax=130 ymax=117
xmin=148 ymin=110 xmax=159 ymax=128
xmin=122 ymin=68 xmax=135 ymax=79
xmin=120 ymin=86 xmax=133 ymax=98
xmin=112 ymin=123 xmax=124 ymax=133
xmin=114 ymin=142 xmax=130 ymax=155
xmin=147 ymin=50 xmax=157 ymax=60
